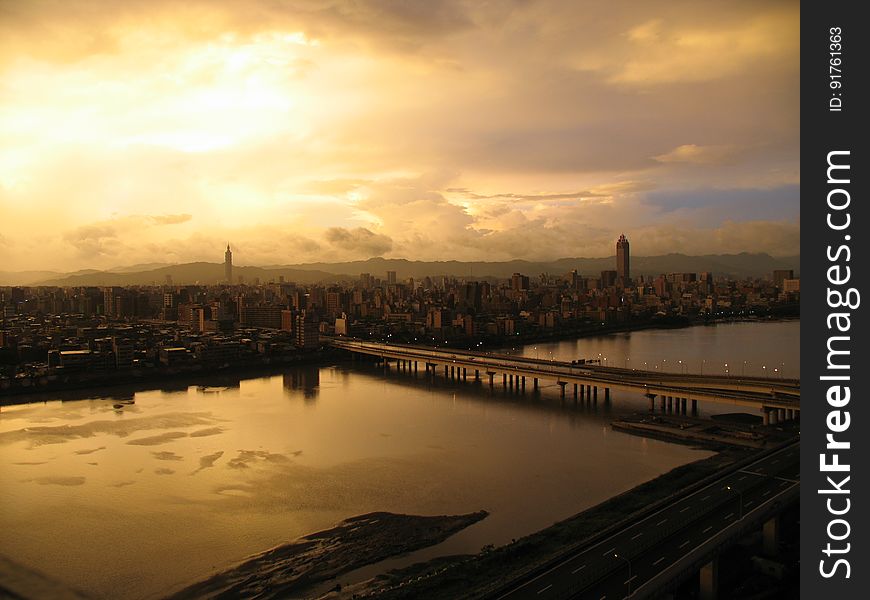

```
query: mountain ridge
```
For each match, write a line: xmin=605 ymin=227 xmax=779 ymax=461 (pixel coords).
xmin=3 ymin=253 xmax=799 ymax=286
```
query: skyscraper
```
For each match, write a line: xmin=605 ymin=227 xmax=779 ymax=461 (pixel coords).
xmin=616 ymin=234 xmax=630 ymax=285
xmin=224 ymin=244 xmax=233 ymax=284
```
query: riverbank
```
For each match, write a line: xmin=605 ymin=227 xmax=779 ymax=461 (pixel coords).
xmin=434 ymin=314 xmax=799 ymax=353
xmin=0 ymin=349 xmax=342 ymax=406
xmin=317 ymin=449 xmax=755 ymax=599
xmin=168 ymin=511 xmax=488 ymax=600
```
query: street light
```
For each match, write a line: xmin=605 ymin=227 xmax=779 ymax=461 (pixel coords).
xmin=614 ymin=553 xmax=632 ymax=595
xmin=727 ymin=485 xmax=744 ymax=520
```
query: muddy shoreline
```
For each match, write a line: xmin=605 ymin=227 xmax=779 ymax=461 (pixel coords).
xmin=167 ymin=511 xmax=488 ymax=600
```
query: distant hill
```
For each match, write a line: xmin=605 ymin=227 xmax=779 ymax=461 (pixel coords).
xmin=6 ymin=252 xmax=799 ymax=287
xmin=32 ymin=263 xmax=345 ymax=287
xmin=269 ymin=253 xmax=800 ymax=280
xmin=106 ymin=262 xmax=176 ymax=273
xmin=0 ymin=270 xmax=66 ymax=286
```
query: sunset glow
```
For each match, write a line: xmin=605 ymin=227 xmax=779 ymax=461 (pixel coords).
xmin=0 ymin=0 xmax=799 ymax=271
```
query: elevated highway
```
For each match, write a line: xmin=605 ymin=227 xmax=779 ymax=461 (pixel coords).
xmin=494 ymin=441 xmax=799 ymax=599
xmin=331 ymin=340 xmax=800 ymax=423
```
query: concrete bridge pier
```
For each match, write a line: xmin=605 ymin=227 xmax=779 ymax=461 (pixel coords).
xmin=488 ymin=372 xmax=495 ymax=387
xmin=762 ymin=408 xmax=770 ymax=426
xmin=474 ymin=369 xmax=480 ymax=381
xmin=763 ymin=515 xmax=781 ymax=557
xmin=699 ymin=556 xmax=720 ymax=600
xmin=558 ymin=381 xmax=567 ymax=399
xmin=646 ymin=393 xmax=656 ymax=412
xmin=786 ymin=408 xmax=793 ymax=420
xmin=770 ymin=409 xmax=779 ymax=425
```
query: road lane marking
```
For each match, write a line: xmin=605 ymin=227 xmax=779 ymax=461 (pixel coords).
xmin=771 ymin=459 xmax=779 ymax=465
xmin=603 ymin=547 xmax=616 ymax=556
xmin=738 ymin=476 xmax=747 ymax=481
xmin=679 ymin=540 xmax=691 ymax=549
xmin=679 ymin=506 xmax=691 ymax=513
xmin=537 ymin=584 xmax=553 ymax=594
xmin=656 ymin=519 xmax=668 ymax=526
xmin=631 ymin=532 xmax=643 ymax=540
xmin=624 ymin=575 xmax=637 ymax=585
xmin=653 ymin=556 xmax=666 ymax=566
xmin=599 ymin=595 xmax=606 ymax=600
xmin=701 ymin=495 xmax=710 ymax=501
xmin=780 ymin=480 xmax=790 ymax=487
xmin=703 ymin=526 xmax=713 ymax=534
xmin=725 ymin=513 xmax=735 ymax=520
xmin=572 ymin=564 xmax=587 ymax=574
xmin=746 ymin=500 xmax=755 ymax=507
xmin=762 ymin=490 xmax=771 ymax=497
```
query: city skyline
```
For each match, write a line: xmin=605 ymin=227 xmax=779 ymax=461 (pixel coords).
xmin=1 ymin=1 xmax=799 ymax=272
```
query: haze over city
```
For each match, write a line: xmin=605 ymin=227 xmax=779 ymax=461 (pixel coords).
xmin=1 ymin=0 xmax=798 ymax=271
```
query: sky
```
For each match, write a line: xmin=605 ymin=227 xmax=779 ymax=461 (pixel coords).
xmin=0 ymin=0 xmax=799 ymax=272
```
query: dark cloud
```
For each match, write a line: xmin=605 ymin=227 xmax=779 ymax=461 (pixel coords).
xmin=324 ymin=227 xmax=392 ymax=256
xmin=62 ymin=224 xmax=119 ymax=258
xmin=150 ymin=214 xmax=192 ymax=225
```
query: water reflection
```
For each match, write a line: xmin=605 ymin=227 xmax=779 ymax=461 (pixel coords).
xmin=0 ymin=332 xmax=759 ymax=600
xmin=283 ymin=366 xmax=320 ymax=401
xmin=511 ymin=321 xmax=800 ymax=378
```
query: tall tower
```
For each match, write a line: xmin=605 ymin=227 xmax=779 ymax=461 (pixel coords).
xmin=616 ymin=234 xmax=630 ymax=285
xmin=224 ymin=243 xmax=233 ymax=284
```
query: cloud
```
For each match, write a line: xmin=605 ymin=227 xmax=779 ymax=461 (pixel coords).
xmin=653 ymin=144 xmax=741 ymax=165
xmin=324 ymin=227 xmax=392 ymax=256
xmin=62 ymin=224 xmax=120 ymax=258
xmin=591 ymin=7 xmax=800 ymax=86
xmin=0 ymin=1 xmax=799 ymax=271
xmin=150 ymin=213 xmax=192 ymax=225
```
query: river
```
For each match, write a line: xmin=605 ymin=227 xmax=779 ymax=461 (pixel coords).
xmin=0 ymin=320 xmax=797 ymax=599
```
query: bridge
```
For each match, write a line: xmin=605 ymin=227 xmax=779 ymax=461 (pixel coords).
xmin=331 ymin=340 xmax=800 ymax=425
